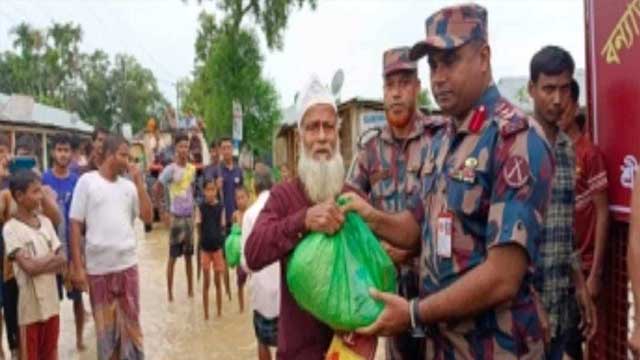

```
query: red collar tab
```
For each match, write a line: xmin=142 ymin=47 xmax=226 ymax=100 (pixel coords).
xmin=469 ymin=105 xmax=486 ymax=133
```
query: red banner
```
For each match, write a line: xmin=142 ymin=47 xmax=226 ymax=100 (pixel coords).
xmin=587 ymin=0 xmax=640 ymax=221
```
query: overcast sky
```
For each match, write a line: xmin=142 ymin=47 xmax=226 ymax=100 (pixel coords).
xmin=0 ymin=0 xmax=586 ymax=108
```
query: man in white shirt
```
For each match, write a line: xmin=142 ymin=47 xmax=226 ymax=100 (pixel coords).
xmin=241 ymin=164 xmax=280 ymax=360
xmin=69 ymin=135 xmax=153 ymax=360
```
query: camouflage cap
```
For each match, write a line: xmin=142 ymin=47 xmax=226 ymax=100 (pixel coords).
xmin=383 ymin=47 xmax=417 ymax=76
xmin=409 ymin=3 xmax=488 ymax=61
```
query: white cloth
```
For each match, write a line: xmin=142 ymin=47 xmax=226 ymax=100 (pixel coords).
xmin=69 ymin=171 xmax=140 ymax=275
xmin=240 ymin=191 xmax=280 ymax=319
xmin=3 ymin=215 xmax=61 ymax=325
xmin=296 ymin=74 xmax=337 ymax=129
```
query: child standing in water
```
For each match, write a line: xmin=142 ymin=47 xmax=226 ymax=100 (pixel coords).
xmin=196 ymin=179 xmax=226 ymax=320
xmin=232 ymin=187 xmax=250 ymax=313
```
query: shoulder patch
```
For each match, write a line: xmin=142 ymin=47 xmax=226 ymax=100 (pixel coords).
xmin=495 ymin=100 xmax=529 ymax=138
xmin=357 ymin=127 xmax=383 ymax=150
xmin=424 ymin=115 xmax=448 ymax=129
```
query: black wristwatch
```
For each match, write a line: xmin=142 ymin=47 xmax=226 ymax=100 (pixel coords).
xmin=409 ymin=298 xmax=426 ymax=338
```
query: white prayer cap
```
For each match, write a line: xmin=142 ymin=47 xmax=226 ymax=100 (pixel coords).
xmin=296 ymin=74 xmax=337 ymax=129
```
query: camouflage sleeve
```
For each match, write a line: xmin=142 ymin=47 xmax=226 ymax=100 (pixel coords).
xmin=344 ymin=147 xmax=371 ymax=197
xmin=406 ymin=194 xmax=425 ymax=225
xmin=486 ymin=130 xmax=554 ymax=263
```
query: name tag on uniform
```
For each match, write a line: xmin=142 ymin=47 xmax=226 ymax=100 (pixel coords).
xmin=437 ymin=211 xmax=453 ymax=258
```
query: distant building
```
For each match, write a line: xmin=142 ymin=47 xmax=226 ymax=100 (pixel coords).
xmin=0 ymin=93 xmax=94 ymax=169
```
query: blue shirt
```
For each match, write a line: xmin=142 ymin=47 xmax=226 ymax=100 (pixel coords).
xmin=42 ymin=170 xmax=78 ymax=252
xmin=220 ymin=163 xmax=243 ymax=225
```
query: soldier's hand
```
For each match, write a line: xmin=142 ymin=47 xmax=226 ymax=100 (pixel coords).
xmin=304 ymin=200 xmax=344 ymax=235
xmin=340 ymin=192 xmax=375 ymax=223
xmin=356 ymin=288 xmax=410 ymax=337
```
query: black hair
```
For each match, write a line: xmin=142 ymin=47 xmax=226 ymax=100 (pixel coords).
xmin=70 ymin=134 xmax=82 ymax=151
xmin=235 ymin=186 xmax=248 ymax=195
xmin=570 ymin=79 xmax=580 ymax=104
xmin=174 ymin=132 xmax=189 ymax=146
xmin=219 ymin=137 xmax=232 ymax=146
xmin=576 ymin=113 xmax=587 ymax=131
xmin=529 ymin=45 xmax=575 ymax=83
xmin=203 ymin=177 xmax=217 ymax=189
xmin=102 ymin=134 xmax=129 ymax=156
xmin=210 ymin=139 xmax=219 ymax=149
xmin=51 ymin=132 xmax=72 ymax=149
xmin=8 ymin=169 xmax=40 ymax=199
xmin=15 ymin=134 xmax=35 ymax=154
xmin=91 ymin=126 xmax=109 ymax=141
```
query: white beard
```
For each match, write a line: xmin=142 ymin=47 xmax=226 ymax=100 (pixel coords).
xmin=297 ymin=144 xmax=345 ymax=204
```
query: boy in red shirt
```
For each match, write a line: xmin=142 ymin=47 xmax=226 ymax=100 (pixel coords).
xmin=559 ymin=79 xmax=609 ymax=359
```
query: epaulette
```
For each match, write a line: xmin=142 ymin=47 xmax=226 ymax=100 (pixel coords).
xmin=356 ymin=127 xmax=383 ymax=151
xmin=495 ymin=100 xmax=529 ymax=138
xmin=424 ymin=114 xmax=448 ymax=129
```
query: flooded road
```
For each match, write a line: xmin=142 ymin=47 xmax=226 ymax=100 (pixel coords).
xmin=58 ymin=224 xmax=257 ymax=360
xmin=54 ymin=224 xmax=385 ymax=359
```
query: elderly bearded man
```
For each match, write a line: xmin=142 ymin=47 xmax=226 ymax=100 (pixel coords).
xmin=245 ymin=75 xmax=347 ymax=359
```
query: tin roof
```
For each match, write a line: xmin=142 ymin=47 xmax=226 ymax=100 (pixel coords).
xmin=0 ymin=93 xmax=94 ymax=133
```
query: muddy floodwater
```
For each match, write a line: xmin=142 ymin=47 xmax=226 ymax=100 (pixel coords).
xmin=49 ymin=224 xmax=385 ymax=359
xmin=57 ymin=224 xmax=257 ymax=360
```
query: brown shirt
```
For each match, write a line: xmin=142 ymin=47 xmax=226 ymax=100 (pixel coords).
xmin=245 ymin=178 xmax=332 ymax=360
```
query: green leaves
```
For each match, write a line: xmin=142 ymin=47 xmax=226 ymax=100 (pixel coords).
xmin=0 ymin=21 xmax=168 ymax=133
xmin=181 ymin=14 xmax=281 ymax=156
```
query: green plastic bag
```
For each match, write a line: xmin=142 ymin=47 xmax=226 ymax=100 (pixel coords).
xmin=224 ymin=224 xmax=242 ymax=268
xmin=286 ymin=199 xmax=397 ymax=331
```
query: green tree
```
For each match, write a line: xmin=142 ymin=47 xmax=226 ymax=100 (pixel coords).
xmin=192 ymin=0 xmax=317 ymax=50
xmin=181 ymin=0 xmax=315 ymax=155
xmin=0 ymin=21 xmax=169 ymax=132
xmin=109 ymin=54 xmax=168 ymax=131
xmin=182 ymin=22 xmax=280 ymax=154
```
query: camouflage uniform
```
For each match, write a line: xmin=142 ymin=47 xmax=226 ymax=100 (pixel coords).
xmin=409 ymin=5 xmax=552 ymax=358
xmin=345 ymin=47 xmax=437 ymax=360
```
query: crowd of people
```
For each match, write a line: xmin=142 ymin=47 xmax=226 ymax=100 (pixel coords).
xmin=0 ymin=126 xmax=152 ymax=360
xmin=0 ymin=2 xmax=638 ymax=360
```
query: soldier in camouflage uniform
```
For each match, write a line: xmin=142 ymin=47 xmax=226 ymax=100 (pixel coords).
xmin=343 ymin=4 xmax=552 ymax=358
xmin=345 ymin=46 xmax=438 ymax=359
